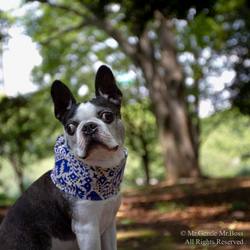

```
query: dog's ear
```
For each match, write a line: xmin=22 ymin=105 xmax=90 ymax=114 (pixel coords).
xmin=51 ymin=80 xmax=77 ymax=122
xmin=95 ymin=65 xmax=122 ymax=108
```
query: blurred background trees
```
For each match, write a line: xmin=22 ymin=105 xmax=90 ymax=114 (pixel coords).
xmin=1 ymin=0 xmax=250 ymax=195
xmin=0 ymin=88 xmax=59 ymax=193
xmin=24 ymin=0 xmax=209 ymax=181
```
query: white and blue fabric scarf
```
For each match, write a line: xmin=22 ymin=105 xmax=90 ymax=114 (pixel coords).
xmin=51 ymin=135 xmax=127 ymax=201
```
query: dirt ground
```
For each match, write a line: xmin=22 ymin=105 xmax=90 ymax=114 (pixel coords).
xmin=0 ymin=176 xmax=250 ymax=250
xmin=116 ymin=177 xmax=250 ymax=250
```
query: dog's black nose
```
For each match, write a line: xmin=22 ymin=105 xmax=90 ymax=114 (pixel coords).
xmin=83 ymin=122 xmax=98 ymax=135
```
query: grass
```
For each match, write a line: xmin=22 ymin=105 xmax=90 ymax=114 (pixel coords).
xmin=120 ymin=218 xmax=136 ymax=226
xmin=154 ymin=201 xmax=185 ymax=213
xmin=117 ymin=229 xmax=177 ymax=250
xmin=229 ymin=200 xmax=248 ymax=211
xmin=117 ymin=229 xmax=158 ymax=241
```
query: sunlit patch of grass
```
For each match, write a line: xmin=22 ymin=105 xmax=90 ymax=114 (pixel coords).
xmin=229 ymin=200 xmax=248 ymax=210
xmin=117 ymin=229 xmax=178 ymax=250
xmin=117 ymin=229 xmax=157 ymax=241
xmin=155 ymin=237 xmax=177 ymax=250
xmin=120 ymin=218 xmax=136 ymax=226
xmin=154 ymin=201 xmax=185 ymax=213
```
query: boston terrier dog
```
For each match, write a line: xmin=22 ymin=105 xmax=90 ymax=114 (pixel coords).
xmin=0 ymin=65 xmax=127 ymax=250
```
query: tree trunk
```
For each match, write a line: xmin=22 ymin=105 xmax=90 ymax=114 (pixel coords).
xmin=10 ymin=156 xmax=25 ymax=194
xmin=136 ymin=15 xmax=201 ymax=182
xmin=142 ymin=154 xmax=150 ymax=184
xmin=158 ymin=16 xmax=201 ymax=181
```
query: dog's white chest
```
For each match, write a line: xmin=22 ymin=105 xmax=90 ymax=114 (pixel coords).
xmin=52 ymin=193 xmax=122 ymax=250
xmin=71 ymin=193 xmax=122 ymax=250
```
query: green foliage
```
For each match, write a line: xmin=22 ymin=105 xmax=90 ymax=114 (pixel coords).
xmin=120 ymin=218 xmax=136 ymax=226
xmin=177 ymin=0 xmax=250 ymax=138
xmin=122 ymin=98 xmax=157 ymax=155
xmin=229 ymin=200 xmax=248 ymax=211
xmin=154 ymin=201 xmax=185 ymax=213
xmin=122 ymin=97 xmax=165 ymax=185
xmin=0 ymin=193 xmax=16 ymax=206
xmin=200 ymin=108 xmax=250 ymax=177
xmin=0 ymin=88 xmax=59 ymax=162
xmin=0 ymin=88 xmax=60 ymax=193
xmin=0 ymin=94 xmax=38 ymax=177
xmin=22 ymin=0 xmax=133 ymax=89
xmin=0 ymin=10 xmax=14 ymax=45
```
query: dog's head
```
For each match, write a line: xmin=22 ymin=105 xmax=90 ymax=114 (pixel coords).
xmin=51 ymin=65 xmax=125 ymax=167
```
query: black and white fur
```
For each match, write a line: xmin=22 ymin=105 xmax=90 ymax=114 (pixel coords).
xmin=0 ymin=65 xmax=125 ymax=250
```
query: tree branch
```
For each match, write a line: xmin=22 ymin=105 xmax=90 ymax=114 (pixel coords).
xmin=28 ymin=0 xmax=87 ymax=17
xmin=40 ymin=22 xmax=86 ymax=45
xmin=96 ymin=20 xmax=140 ymax=65
xmin=29 ymin=0 xmax=140 ymax=66
xmin=82 ymin=3 xmax=139 ymax=63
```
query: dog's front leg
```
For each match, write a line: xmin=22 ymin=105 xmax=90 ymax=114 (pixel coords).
xmin=72 ymin=219 xmax=101 ymax=250
xmin=101 ymin=218 xmax=117 ymax=250
xmin=72 ymin=200 xmax=102 ymax=250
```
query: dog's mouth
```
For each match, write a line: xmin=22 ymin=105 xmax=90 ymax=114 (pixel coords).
xmin=79 ymin=136 xmax=119 ymax=160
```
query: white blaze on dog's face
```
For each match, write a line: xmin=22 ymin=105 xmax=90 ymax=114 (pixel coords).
xmin=65 ymin=100 xmax=125 ymax=166
xmin=51 ymin=65 xmax=125 ymax=168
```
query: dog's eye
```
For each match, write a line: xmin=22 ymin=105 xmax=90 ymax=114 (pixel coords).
xmin=65 ymin=123 xmax=77 ymax=135
xmin=101 ymin=112 xmax=114 ymax=123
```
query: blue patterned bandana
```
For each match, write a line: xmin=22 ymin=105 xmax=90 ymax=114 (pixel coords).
xmin=51 ymin=135 xmax=127 ymax=201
